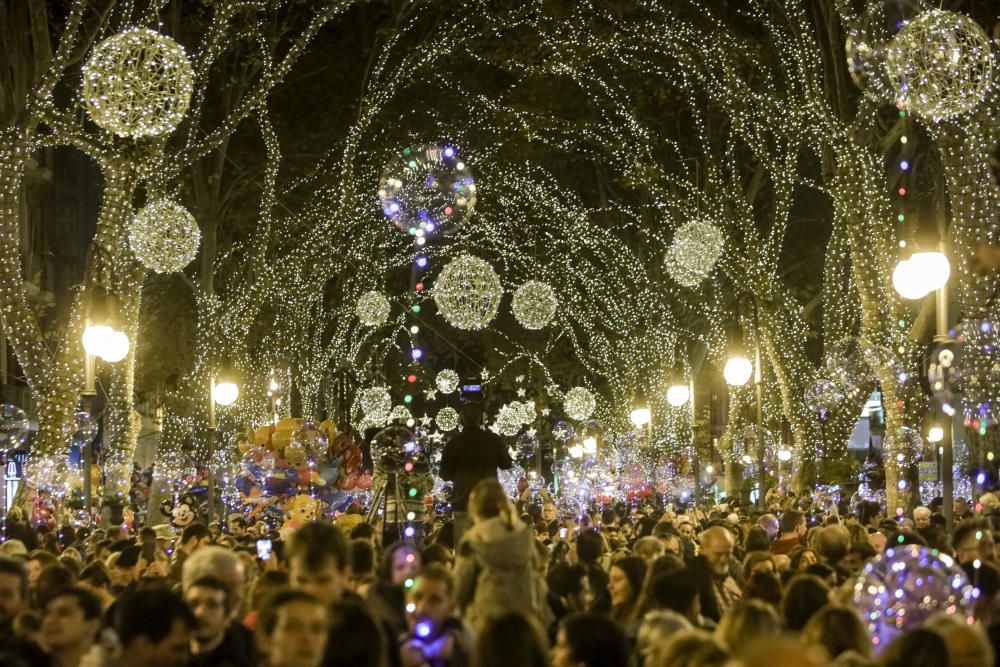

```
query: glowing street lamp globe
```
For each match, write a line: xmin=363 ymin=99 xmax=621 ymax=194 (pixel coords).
xmin=630 ymin=407 xmax=652 ymax=428
xmin=666 ymin=384 xmax=690 ymax=407
xmin=927 ymin=425 xmax=944 ymax=443
xmin=893 ymin=252 xmax=950 ymax=300
xmin=213 ymin=381 xmax=240 ymax=406
xmin=82 ymin=324 xmax=114 ymax=359
xmin=723 ymin=356 xmax=753 ymax=386
xmin=101 ymin=330 xmax=130 ymax=363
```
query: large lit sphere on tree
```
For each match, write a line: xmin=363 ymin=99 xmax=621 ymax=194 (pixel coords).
xmin=0 ymin=405 xmax=28 ymax=451
xmin=564 ymin=387 xmax=596 ymax=421
xmin=356 ymin=291 xmax=390 ymax=326
xmin=512 ymin=281 xmax=558 ymax=330
xmin=433 ymin=254 xmax=502 ymax=330
xmin=494 ymin=404 xmax=524 ymax=436
xmin=436 ymin=407 xmax=459 ymax=432
xmin=357 ymin=387 xmax=392 ymax=424
xmin=378 ymin=145 xmax=476 ymax=237
xmin=853 ymin=545 xmax=974 ymax=650
xmin=129 ymin=199 xmax=200 ymax=273
xmin=435 ymin=369 xmax=460 ymax=394
xmin=844 ymin=0 xmax=923 ymax=102
xmin=664 ymin=220 xmax=725 ymax=287
xmin=885 ymin=9 xmax=993 ymax=121
xmin=82 ymin=28 xmax=194 ymax=138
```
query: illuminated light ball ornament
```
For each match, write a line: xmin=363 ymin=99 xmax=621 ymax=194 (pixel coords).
xmin=493 ymin=404 xmax=525 ymax=437
xmin=664 ymin=220 xmax=725 ymax=287
xmin=0 ymin=405 xmax=29 ymax=452
xmin=953 ymin=318 xmax=1000 ymax=425
xmin=730 ymin=425 xmax=778 ymax=477
xmin=825 ymin=336 xmax=873 ymax=395
xmin=511 ymin=400 xmax=537 ymax=426
xmin=377 ymin=145 xmax=477 ymax=237
xmin=82 ymin=28 xmax=194 ymax=138
xmin=844 ymin=0 xmax=923 ymax=102
xmin=563 ymin=387 xmax=597 ymax=421
xmin=883 ymin=426 xmax=925 ymax=468
xmin=432 ymin=254 xmax=502 ymax=330
xmin=356 ymin=291 xmax=391 ymax=327
xmin=435 ymin=369 xmax=460 ymax=395
xmin=435 ymin=407 xmax=459 ymax=432
xmin=515 ymin=431 xmax=538 ymax=460
xmin=358 ymin=386 xmax=392 ymax=425
xmin=803 ymin=379 xmax=845 ymax=421
xmin=129 ymin=199 xmax=200 ymax=273
xmin=511 ymin=281 xmax=558 ymax=330
xmin=389 ymin=405 xmax=412 ymax=423
xmin=885 ymin=9 xmax=993 ymax=122
xmin=63 ymin=411 xmax=98 ymax=446
xmin=853 ymin=545 xmax=975 ymax=650
xmin=552 ymin=420 xmax=575 ymax=442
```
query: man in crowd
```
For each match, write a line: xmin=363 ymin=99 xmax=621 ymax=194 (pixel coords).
xmin=256 ymin=589 xmax=329 ymax=667
xmin=439 ymin=401 xmax=512 ymax=545
xmin=39 ymin=586 xmax=102 ymax=667
xmin=0 ymin=558 xmax=49 ymax=666
xmin=692 ymin=525 xmax=742 ymax=622
xmin=913 ymin=506 xmax=932 ymax=529
xmin=770 ymin=510 xmax=805 ymax=556
xmin=184 ymin=575 xmax=256 ymax=667
xmin=170 ymin=523 xmax=212 ymax=581
xmin=400 ymin=564 xmax=471 ymax=667
xmin=112 ymin=588 xmax=197 ymax=667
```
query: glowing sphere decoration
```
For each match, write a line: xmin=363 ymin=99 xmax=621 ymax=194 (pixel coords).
xmin=356 ymin=291 xmax=391 ymax=327
xmin=564 ymin=387 xmax=597 ymax=421
xmin=512 ymin=281 xmax=558 ymax=330
xmin=129 ymin=199 xmax=200 ymax=273
xmin=953 ymin=318 xmax=1000 ymax=425
xmin=377 ymin=145 xmax=476 ymax=237
xmin=358 ymin=387 xmax=392 ymax=424
xmin=82 ymin=28 xmax=194 ymax=138
xmin=803 ymin=379 xmax=845 ymax=420
xmin=436 ymin=407 xmax=459 ymax=432
xmin=664 ymin=220 xmax=725 ymax=287
xmin=552 ymin=420 xmax=575 ymax=442
xmin=494 ymin=404 xmax=524 ymax=437
xmin=63 ymin=411 xmax=98 ymax=445
xmin=433 ymin=254 xmax=502 ymax=330
xmin=883 ymin=425 xmax=925 ymax=468
xmin=729 ymin=425 xmax=777 ymax=477
xmin=0 ymin=405 xmax=29 ymax=451
xmin=431 ymin=370 xmax=459 ymax=396
xmin=844 ymin=0 xmax=924 ymax=102
xmin=885 ymin=9 xmax=993 ymax=122
xmin=853 ymin=545 xmax=975 ymax=651
xmin=826 ymin=336 xmax=873 ymax=393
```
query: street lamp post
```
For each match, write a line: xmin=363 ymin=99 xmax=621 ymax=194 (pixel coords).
xmin=208 ymin=370 xmax=239 ymax=525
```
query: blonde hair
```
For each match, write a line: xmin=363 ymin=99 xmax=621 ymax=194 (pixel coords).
xmin=469 ymin=479 xmax=515 ymax=528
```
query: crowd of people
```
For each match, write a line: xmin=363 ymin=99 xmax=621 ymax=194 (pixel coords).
xmin=0 ymin=480 xmax=999 ymax=667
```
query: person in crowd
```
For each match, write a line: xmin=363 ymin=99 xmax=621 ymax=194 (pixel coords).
xmin=635 ymin=611 xmax=691 ymax=666
xmin=788 ymin=546 xmax=818 ymax=573
xmin=39 ymin=586 xmax=102 ymax=667
xmin=654 ymin=628 xmax=728 ymax=667
xmin=183 ymin=574 xmax=256 ymax=666
xmin=633 ymin=536 xmax=665 ymax=566
xmin=545 ymin=563 xmax=593 ymax=632
xmin=743 ymin=551 xmax=776 ymax=575
xmin=256 ymin=589 xmax=330 ymax=667
xmin=369 ymin=541 xmax=422 ymax=642
xmin=780 ymin=574 xmax=830 ymax=632
xmin=551 ymin=612 xmax=629 ymax=667
xmin=287 ymin=522 xmax=351 ymax=608
xmin=0 ymin=557 xmax=49 ymax=666
xmin=647 ymin=569 xmax=704 ymax=627
xmin=690 ymin=526 xmax=741 ymax=622
xmin=801 ymin=604 xmax=871 ymax=663
xmin=757 ymin=514 xmax=779 ymax=541
xmin=770 ymin=510 xmax=805 ymax=556
xmin=474 ymin=610 xmax=548 ymax=667
xmin=955 ymin=522 xmax=998 ymax=567
xmin=182 ymin=545 xmax=247 ymax=615
xmin=575 ymin=529 xmax=611 ymax=612
xmin=925 ymin=613 xmax=994 ymax=667
xmin=913 ymin=506 xmax=931 ymax=529
xmin=956 ymin=497 xmax=975 ymax=522
xmin=742 ymin=570 xmax=782 ymax=608
xmin=111 ymin=587 xmax=198 ymax=667
xmin=170 ymin=523 xmax=212 ymax=581
xmin=350 ymin=539 xmax=378 ymax=596
xmin=713 ymin=599 xmax=780 ymax=654
xmin=880 ymin=627 xmax=952 ymax=667
xmin=77 ymin=562 xmax=116 ymax=611
xmin=439 ymin=402 xmax=512 ymax=545
xmin=454 ymin=478 xmax=538 ymax=632
xmin=400 ymin=564 xmax=471 ymax=667
xmin=607 ymin=555 xmax=646 ymax=627
xmin=744 ymin=526 xmax=771 ymax=554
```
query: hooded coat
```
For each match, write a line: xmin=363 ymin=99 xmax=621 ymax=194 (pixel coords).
xmin=453 ymin=516 xmax=539 ymax=631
